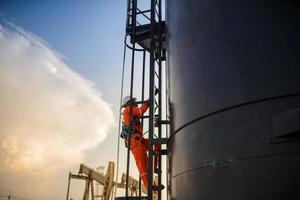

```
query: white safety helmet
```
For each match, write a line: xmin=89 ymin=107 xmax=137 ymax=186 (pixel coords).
xmin=122 ymin=96 xmax=136 ymax=107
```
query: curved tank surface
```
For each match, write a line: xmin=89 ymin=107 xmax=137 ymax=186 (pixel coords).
xmin=166 ymin=0 xmax=300 ymax=199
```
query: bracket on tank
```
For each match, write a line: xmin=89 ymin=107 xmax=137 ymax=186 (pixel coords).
xmin=154 ymin=118 xmax=170 ymax=127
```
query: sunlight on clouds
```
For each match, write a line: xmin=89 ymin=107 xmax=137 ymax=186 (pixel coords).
xmin=0 ymin=22 xmax=115 ymax=175
xmin=45 ymin=61 xmax=57 ymax=74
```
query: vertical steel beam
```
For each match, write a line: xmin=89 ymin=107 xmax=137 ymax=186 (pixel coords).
xmin=157 ymin=0 xmax=163 ymax=199
xmin=83 ymin=179 xmax=90 ymax=200
xmin=66 ymin=172 xmax=71 ymax=200
xmin=139 ymin=50 xmax=146 ymax=197
xmin=125 ymin=0 xmax=137 ymax=198
xmin=126 ymin=0 xmax=131 ymax=29
xmin=148 ymin=0 xmax=156 ymax=199
xmin=91 ymin=180 xmax=95 ymax=200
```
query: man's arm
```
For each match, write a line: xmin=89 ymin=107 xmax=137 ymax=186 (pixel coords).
xmin=139 ymin=102 xmax=149 ymax=114
xmin=131 ymin=102 xmax=149 ymax=116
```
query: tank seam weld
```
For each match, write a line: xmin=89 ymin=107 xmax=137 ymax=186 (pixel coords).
xmin=170 ymin=151 xmax=300 ymax=180
xmin=168 ymin=93 xmax=300 ymax=141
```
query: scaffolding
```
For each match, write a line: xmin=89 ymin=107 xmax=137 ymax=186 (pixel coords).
xmin=116 ymin=0 xmax=168 ymax=200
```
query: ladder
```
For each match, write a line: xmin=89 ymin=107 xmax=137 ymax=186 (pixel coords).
xmin=117 ymin=0 xmax=168 ymax=200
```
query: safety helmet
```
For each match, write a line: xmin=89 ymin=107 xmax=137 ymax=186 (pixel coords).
xmin=122 ymin=96 xmax=136 ymax=107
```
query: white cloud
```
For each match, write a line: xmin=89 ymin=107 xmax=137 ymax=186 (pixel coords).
xmin=0 ymin=22 xmax=115 ymax=197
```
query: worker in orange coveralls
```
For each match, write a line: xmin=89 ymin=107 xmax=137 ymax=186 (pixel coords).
xmin=121 ymin=94 xmax=161 ymax=189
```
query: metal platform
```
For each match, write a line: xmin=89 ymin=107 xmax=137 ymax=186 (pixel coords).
xmin=127 ymin=22 xmax=166 ymax=52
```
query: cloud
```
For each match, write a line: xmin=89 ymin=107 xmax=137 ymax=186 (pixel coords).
xmin=0 ymin=21 xmax=115 ymax=197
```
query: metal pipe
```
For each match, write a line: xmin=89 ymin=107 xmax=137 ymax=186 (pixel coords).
xmin=125 ymin=41 xmax=145 ymax=52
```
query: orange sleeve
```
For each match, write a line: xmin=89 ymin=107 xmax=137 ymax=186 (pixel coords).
xmin=130 ymin=103 xmax=149 ymax=117
xmin=127 ymin=103 xmax=149 ymax=117
xmin=139 ymin=103 xmax=149 ymax=114
xmin=122 ymin=108 xmax=129 ymax=125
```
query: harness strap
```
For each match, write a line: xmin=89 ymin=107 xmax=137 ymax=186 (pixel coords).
xmin=123 ymin=133 xmax=143 ymax=148
xmin=121 ymin=125 xmax=142 ymax=138
xmin=125 ymin=134 xmax=141 ymax=142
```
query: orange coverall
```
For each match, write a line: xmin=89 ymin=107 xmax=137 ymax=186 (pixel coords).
xmin=122 ymin=102 xmax=160 ymax=188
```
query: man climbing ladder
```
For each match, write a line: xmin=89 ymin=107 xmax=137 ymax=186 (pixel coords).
xmin=121 ymin=95 xmax=163 ymax=190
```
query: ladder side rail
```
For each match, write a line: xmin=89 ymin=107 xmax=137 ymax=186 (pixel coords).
xmin=157 ymin=2 xmax=163 ymax=197
xmin=125 ymin=0 xmax=137 ymax=198
xmin=139 ymin=49 xmax=147 ymax=197
xmin=126 ymin=0 xmax=132 ymax=31
xmin=148 ymin=0 xmax=157 ymax=199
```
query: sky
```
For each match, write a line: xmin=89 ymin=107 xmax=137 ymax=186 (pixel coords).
xmin=0 ymin=1 xmax=146 ymax=199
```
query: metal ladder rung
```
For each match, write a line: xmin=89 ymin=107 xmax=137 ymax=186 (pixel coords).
xmin=151 ymin=138 xmax=168 ymax=145
xmin=154 ymin=119 xmax=170 ymax=127
xmin=160 ymin=149 xmax=168 ymax=155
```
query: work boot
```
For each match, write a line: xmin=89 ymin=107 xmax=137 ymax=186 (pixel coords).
xmin=153 ymin=184 xmax=165 ymax=191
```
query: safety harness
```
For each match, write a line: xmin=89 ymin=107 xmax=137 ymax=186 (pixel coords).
xmin=121 ymin=125 xmax=143 ymax=148
xmin=120 ymin=125 xmax=140 ymax=138
xmin=121 ymin=106 xmax=144 ymax=147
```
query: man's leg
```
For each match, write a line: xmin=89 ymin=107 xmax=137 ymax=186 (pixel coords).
xmin=141 ymin=137 xmax=161 ymax=169
xmin=130 ymin=138 xmax=148 ymax=188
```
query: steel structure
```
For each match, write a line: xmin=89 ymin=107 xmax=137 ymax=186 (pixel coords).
xmin=66 ymin=162 xmax=115 ymax=200
xmin=66 ymin=162 xmax=146 ymax=200
xmin=116 ymin=0 xmax=167 ymax=200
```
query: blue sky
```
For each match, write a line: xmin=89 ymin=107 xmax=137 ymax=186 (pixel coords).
xmin=0 ymin=1 xmax=131 ymax=199
xmin=0 ymin=1 xmax=164 ymax=199
xmin=1 ymin=0 xmax=127 ymax=104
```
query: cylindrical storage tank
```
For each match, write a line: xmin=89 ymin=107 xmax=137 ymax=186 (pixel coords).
xmin=166 ymin=0 xmax=300 ymax=199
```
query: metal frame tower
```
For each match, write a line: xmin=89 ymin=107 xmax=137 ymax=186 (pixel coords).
xmin=116 ymin=0 xmax=168 ymax=199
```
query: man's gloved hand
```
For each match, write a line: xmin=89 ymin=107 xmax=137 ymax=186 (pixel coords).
xmin=155 ymin=88 xmax=160 ymax=96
